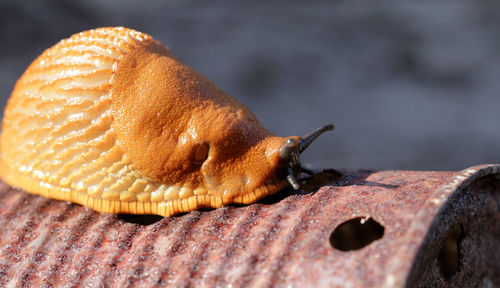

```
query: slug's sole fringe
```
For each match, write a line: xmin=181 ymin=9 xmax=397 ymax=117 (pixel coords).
xmin=0 ymin=161 xmax=287 ymax=217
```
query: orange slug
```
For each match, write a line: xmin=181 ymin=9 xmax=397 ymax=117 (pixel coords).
xmin=0 ymin=27 xmax=333 ymax=217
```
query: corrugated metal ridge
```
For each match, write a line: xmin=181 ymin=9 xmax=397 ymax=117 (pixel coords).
xmin=0 ymin=164 xmax=499 ymax=287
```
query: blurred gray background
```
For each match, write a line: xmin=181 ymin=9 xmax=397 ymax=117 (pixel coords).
xmin=1 ymin=0 xmax=499 ymax=171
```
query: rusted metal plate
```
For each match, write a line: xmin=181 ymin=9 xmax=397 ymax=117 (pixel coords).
xmin=0 ymin=164 xmax=498 ymax=287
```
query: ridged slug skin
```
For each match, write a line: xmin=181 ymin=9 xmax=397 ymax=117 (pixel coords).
xmin=0 ymin=27 xmax=295 ymax=217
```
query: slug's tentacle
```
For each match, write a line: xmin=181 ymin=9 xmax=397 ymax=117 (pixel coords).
xmin=287 ymin=167 xmax=300 ymax=190
xmin=299 ymin=124 xmax=335 ymax=154
xmin=280 ymin=124 xmax=335 ymax=190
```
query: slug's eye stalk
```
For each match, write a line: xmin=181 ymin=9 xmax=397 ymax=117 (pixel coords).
xmin=299 ymin=124 xmax=334 ymax=154
xmin=279 ymin=124 xmax=335 ymax=190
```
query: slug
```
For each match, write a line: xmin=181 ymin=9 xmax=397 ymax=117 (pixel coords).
xmin=0 ymin=27 xmax=333 ymax=217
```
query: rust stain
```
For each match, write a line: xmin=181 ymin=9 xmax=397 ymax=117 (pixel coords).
xmin=0 ymin=164 xmax=499 ymax=287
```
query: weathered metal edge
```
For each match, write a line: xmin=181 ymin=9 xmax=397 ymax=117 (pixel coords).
xmin=384 ymin=164 xmax=500 ymax=287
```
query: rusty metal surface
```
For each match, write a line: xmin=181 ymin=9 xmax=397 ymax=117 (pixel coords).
xmin=0 ymin=164 xmax=499 ymax=287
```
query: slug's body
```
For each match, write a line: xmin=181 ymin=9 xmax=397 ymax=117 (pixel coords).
xmin=0 ymin=27 xmax=332 ymax=217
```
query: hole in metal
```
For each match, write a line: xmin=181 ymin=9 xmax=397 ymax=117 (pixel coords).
xmin=438 ymin=224 xmax=464 ymax=279
xmin=330 ymin=217 xmax=384 ymax=251
xmin=118 ymin=214 xmax=164 ymax=226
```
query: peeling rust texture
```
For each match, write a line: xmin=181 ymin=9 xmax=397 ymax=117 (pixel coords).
xmin=0 ymin=164 xmax=499 ymax=287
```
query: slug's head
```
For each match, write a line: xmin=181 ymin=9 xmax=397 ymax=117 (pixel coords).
xmin=189 ymin=117 xmax=335 ymax=199
xmin=181 ymin=117 xmax=334 ymax=199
